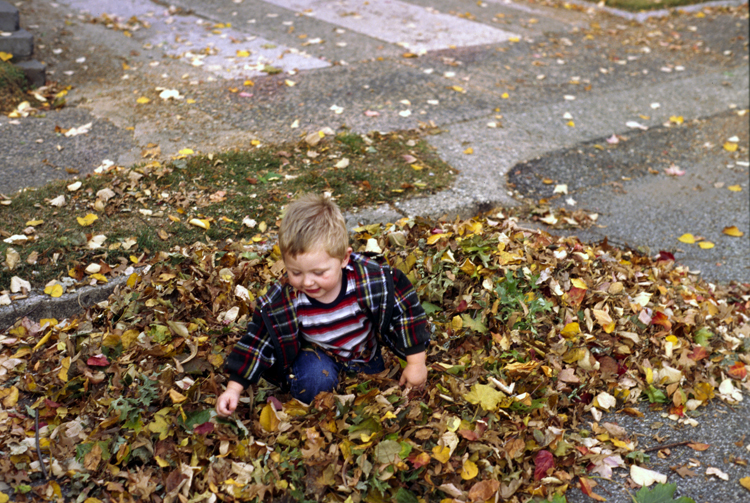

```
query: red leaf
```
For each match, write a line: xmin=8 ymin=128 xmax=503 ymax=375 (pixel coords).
xmin=651 ymin=311 xmax=672 ymax=331
xmin=87 ymin=354 xmax=110 ymax=367
xmin=194 ymin=422 xmax=214 ymax=435
xmin=407 ymin=451 xmax=431 ymax=468
xmin=267 ymin=396 xmax=283 ymax=411
xmin=458 ymin=429 xmax=479 ymax=441
xmin=688 ymin=346 xmax=709 ymax=361
xmin=566 ymin=287 xmax=586 ymax=307
xmin=533 ymin=450 xmax=554 ymax=481
xmin=657 ymin=251 xmax=675 ymax=262
xmin=728 ymin=362 xmax=747 ymax=380
xmin=579 ymin=477 xmax=606 ymax=501
xmin=456 ymin=299 xmax=468 ymax=312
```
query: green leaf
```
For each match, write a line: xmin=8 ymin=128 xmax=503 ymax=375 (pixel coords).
xmin=374 ymin=439 xmax=402 ymax=464
xmin=644 ymin=385 xmax=668 ymax=404
xmin=551 ymin=494 xmax=567 ymax=503
xmin=461 ymin=313 xmax=488 ymax=334
xmin=633 ymin=483 xmax=695 ymax=503
xmin=421 ymin=301 xmax=440 ymax=316
xmin=394 ymin=487 xmax=419 ymax=503
xmin=179 ymin=409 xmax=212 ymax=431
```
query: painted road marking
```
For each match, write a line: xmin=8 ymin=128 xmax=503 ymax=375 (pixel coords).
xmin=64 ymin=0 xmax=329 ymax=78
xmin=262 ymin=0 xmax=518 ymax=53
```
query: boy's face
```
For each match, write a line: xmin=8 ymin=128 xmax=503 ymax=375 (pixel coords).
xmin=284 ymin=247 xmax=352 ymax=304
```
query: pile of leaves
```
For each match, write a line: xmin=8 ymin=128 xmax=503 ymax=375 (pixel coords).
xmin=0 ymin=214 xmax=748 ymax=502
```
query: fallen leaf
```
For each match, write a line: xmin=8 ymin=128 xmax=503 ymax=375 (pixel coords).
xmin=723 ymin=226 xmax=744 ymax=237
xmin=77 ymin=214 xmax=99 ymax=227
xmin=630 ymin=465 xmax=667 ymax=486
xmin=677 ymin=233 xmax=695 ymax=244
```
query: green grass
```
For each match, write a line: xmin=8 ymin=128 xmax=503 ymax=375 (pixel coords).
xmin=0 ymin=61 xmax=28 ymax=113
xmin=0 ymin=130 xmax=455 ymax=289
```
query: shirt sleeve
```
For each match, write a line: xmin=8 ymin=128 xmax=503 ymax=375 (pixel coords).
xmin=388 ymin=267 xmax=430 ymax=353
xmin=224 ymin=308 xmax=277 ymax=388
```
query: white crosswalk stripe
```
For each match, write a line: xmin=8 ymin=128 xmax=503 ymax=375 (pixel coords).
xmin=65 ymin=0 xmax=330 ymax=78
xmin=262 ymin=0 xmax=518 ymax=53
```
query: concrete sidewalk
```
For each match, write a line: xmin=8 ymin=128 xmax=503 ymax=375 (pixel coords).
xmin=0 ymin=1 xmax=748 ymax=501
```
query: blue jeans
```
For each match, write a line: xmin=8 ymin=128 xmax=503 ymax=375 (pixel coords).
xmin=288 ymin=345 xmax=385 ymax=404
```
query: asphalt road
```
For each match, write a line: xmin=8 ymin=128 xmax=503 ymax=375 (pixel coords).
xmin=1 ymin=1 xmax=749 ymax=501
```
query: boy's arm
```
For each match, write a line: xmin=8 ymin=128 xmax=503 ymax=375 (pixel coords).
xmin=388 ymin=268 xmax=430 ymax=352
xmin=223 ymin=308 xmax=277 ymax=389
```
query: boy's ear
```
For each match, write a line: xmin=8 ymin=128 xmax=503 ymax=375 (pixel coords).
xmin=341 ymin=247 xmax=353 ymax=268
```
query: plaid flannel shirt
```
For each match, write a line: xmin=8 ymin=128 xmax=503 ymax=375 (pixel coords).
xmin=224 ymin=253 xmax=430 ymax=388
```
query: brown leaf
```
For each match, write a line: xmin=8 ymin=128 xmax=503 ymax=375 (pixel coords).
xmin=469 ymin=479 xmax=500 ymax=502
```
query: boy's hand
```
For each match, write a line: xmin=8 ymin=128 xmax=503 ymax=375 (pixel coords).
xmin=399 ymin=351 xmax=427 ymax=388
xmin=216 ymin=381 xmax=244 ymax=417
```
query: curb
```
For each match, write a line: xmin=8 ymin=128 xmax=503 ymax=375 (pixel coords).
xmin=563 ymin=0 xmax=748 ymax=22
xmin=0 ymin=274 xmax=129 ymax=331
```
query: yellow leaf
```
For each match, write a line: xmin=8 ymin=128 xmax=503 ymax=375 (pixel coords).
xmin=0 ymin=493 xmax=9 ymax=503
xmin=90 ymin=273 xmax=108 ymax=283
xmin=411 ymin=164 xmax=424 ymax=171
xmin=723 ymin=226 xmax=744 ymax=237
xmin=0 ymin=386 xmax=19 ymax=408
xmin=566 ymin=121 xmax=575 ymax=127
xmin=739 ymin=476 xmax=750 ymax=491
xmin=244 ymin=80 xmax=255 ymax=86
xmin=693 ymin=382 xmax=714 ymax=401
xmin=260 ymin=403 xmax=280 ymax=432
xmin=669 ymin=115 xmax=684 ymax=124
xmin=44 ymin=284 xmax=64 ymax=298
xmin=236 ymin=50 xmax=250 ymax=57
xmin=723 ymin=142 xmax=738 ymax=152
xmin=561 ymin=322 xmax=580 ymax=338
xmin=678 ymin=233 xmax=695 ymax=244
xmin=179 ymin=148 xmax=194 ymax=156
xmin=25 ymin=219 xmax=44 ymax=226
xmin=464 ymin=147 xmax=474 ymax=154
xmin=463 ymin=383 xmax=510 ymax=411
xmin=461 ymin=459 xmax=479 ymax=480
xmin=432 ymin=445 xmax=451 ymax=463
xmin=509 ymin=36 xmax=520 ymax=42
xmin=645 ymin=367 xmax=653 ymax=384
xmin=77 ymin=213 xmax=99 ymax=227
xmin=698 ymin=241 xmax=714 ymax=249
xmin=169 ymin=389 xmax=187 ymax=404
xmin=451 ymin=315 xmax=463 ymax=331
xmin=501 ymin=92 xmax=509 ymax=99
xmin=426 ymin=233 xmax=447 ymax=245
xmin=32 ymin=331 xmax=53 ymax=351
xmin=136 ymin=96 xmax=151 ymax=104
xmin=168 ymin=214 xmax=181 ymax=222
xmin=189 ymin=218 xmax=210 ymax=230
xmin=571 ymin=278 xmax=588 ymax=290
xmin=147 ymin=407 xmax=173 ymax=440
xmin=451 ymin=85 xmax=465 ymax=93
xmin=59 ymin=357 xmax=71 ymax=382
xmin=122 ymin=329 xmax=139 ymax=350
xmin=728 ymin=185 xmax=742 ymax=192
xmin=0 ymin=51 xmax=14 ymax=62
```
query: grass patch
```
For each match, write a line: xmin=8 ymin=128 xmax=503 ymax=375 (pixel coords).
xmin=0 ymin=61 xmax=28 ymax=114
xmin=0 ymin=129 xmax=455 ymax=290
xmin=584 ymin=0 xmax=712 ymax=12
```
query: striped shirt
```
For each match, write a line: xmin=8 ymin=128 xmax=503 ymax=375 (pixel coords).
xmin=297 ymin=269 xmax=378 ymax=362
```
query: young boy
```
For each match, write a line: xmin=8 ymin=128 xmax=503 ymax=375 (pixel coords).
xmin=216 ymin=193 xmax=430 ymax=416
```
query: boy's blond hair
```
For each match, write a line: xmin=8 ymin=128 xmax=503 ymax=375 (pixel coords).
xmin=279 ymin=193 xmax=349 ymax=259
